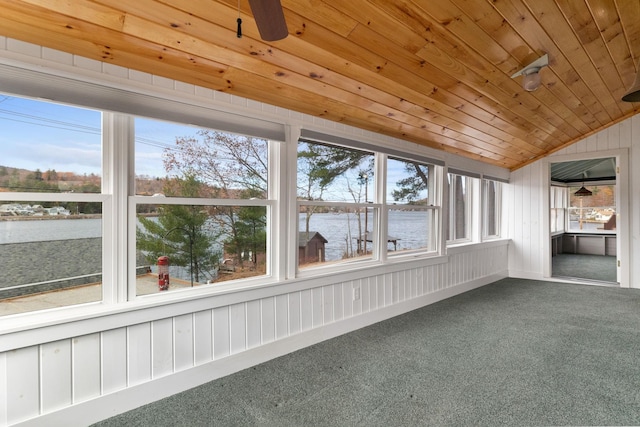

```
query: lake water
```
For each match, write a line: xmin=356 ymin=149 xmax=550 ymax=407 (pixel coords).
xmin=0 ymin=211 xmax=430 ymax=261
xmin=0 ymin=218 xmax=102 ymax=244
xmin=301 ymin=210 xmax=430 ymax=260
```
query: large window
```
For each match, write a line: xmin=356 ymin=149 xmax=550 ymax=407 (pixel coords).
xmin=0 ymin=94 xmax=104 ymax=315
xmin=550 ymin=185 xmax=566 ymax=234
xmin=483 ymin=179 xmax=502 ymax=238
xmin=133 ymin=118 xmax=270 ymax=295
xmin=568 ymin=184 xmax=616 ymax=232
xmin=296 ymin=140 xmax=442 ymax=272
xmin=386 ymin=157 xmax=438 ymax=256
xmin=296 ymin=140 xmax=375 ymax=269
xmin=447 ymin=173 xmax=473 ymax=243
xmin=0 ymin=87 xmax=504 ymax=318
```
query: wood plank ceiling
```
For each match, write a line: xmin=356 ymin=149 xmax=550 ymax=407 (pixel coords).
xmin=0 ymin=0 xmax=638 ymax=170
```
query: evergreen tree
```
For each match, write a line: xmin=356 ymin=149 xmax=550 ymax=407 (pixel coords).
xmin=137 ymin=175 xmax=220 ymax=284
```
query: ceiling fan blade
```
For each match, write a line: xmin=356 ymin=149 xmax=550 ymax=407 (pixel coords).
xmin=248 ymin=0 xmax=288 ymax=41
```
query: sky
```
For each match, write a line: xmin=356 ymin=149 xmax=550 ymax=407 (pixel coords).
xmin=0 ymin=94 xmax=197 ymax=179
xmin=0 ymin=94 xmax=102 ymax=175
xmin=0 ymin=93 xmax=424 ymax=202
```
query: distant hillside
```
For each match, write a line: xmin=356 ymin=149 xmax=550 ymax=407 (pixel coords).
xmin=0 ymin=165 xmax=166 ymax=195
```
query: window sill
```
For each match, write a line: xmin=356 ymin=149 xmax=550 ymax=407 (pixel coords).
xmin=446 ymin=238 xmax=510 ymax=255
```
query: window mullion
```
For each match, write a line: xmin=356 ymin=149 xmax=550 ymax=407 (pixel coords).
xmin=101 ymin=112 xmax=132 ymax=304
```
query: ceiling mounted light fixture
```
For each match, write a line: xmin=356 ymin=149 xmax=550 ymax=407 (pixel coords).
xmin=511 ymin=54 xmax=549 ymax=92
xmin=622 ymin=61 xmax=640 ymax=102
xmin=574 ymin=185 xmax=592 ymax=197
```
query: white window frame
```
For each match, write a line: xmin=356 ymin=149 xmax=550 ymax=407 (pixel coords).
xmin=446 ymin=172 xmax=474 ymax=244
xmin=482 ymin=178 xmax=503 ymax=240
xmin=384 ymin=155 xmax=441 ymax=260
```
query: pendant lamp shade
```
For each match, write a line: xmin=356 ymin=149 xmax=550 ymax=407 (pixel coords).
xmin=574 ymin=185 xmax=592 ymax=197
xmin=622 ymin=66 xmax=640 ymax=102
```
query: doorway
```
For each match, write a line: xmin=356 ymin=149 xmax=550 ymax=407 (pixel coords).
xmin=549 ymin=157 xmax=618 ymax=284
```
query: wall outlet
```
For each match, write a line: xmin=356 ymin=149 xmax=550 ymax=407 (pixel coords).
xmin=353 ymin=286 xmax=361 ymax=301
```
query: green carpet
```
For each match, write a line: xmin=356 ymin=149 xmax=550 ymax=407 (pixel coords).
xmin=552 ymin=254 xmax=617 ymax=283
xmin=94 ymin=278 xmax=640 ymax=426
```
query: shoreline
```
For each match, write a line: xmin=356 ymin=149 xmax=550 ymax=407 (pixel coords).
xmin=0 ymin=214 xmax=102 ymax=221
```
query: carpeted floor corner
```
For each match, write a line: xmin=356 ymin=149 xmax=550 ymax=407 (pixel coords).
xmin=93 ymin=278 xmax=640 ymax=426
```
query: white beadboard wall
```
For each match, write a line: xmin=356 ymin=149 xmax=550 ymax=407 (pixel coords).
xmin=0 ymin=38 xmax=510 ymax=426
xmin=2 ymin=245 xmax=508 ymax=426
xmin=507 ymin=114 xmax=639 ymax=286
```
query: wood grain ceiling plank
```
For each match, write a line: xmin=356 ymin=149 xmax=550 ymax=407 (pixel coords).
xmin=280 ymin=1 xmax=552 ymax=153
xmin=554 ymin=0 xmax=631 ymax=114
xmin=155 ymin=0 xmax=545 ymax=157
xmin=413 ymin=0 xmax=603 ymax=143
xmin=319 ymin=1 xmax=430 ymax=54
xmin=506 ymin=0 xmax=620 ymax=124
xmin=587 ymin=0 xmax=637 ymax=108
xmin=20 ymin=0 xmax=126 ymax=31
xmin=362 ymin=1 xmax=586 ymax=147
xmin=39 ymin=0 xmax=524 ymax=164
xmin=489 ymin=0 xmax=612 ymax=130
xmin=280 ymin=0 xmax=359 ymax=37
xmin=616 ymin=0 xmax=640 ymax=108
xmin=224 ymin=66 xmax=517 ymax=166
xmin=356 ymin=0 xmax=559 ymax=142
xmin=0 ymin=3 xmax=515 ymax=167
xmin=323 ymin=1 xmax=558 ymax=151
xmin=101 ymin=0 xmax=528 ymax=160
xmin=0 ymin=2 xmax=231 ymax=89
xmin=340 ymin=26 xmax=550 ymax=152
xmin=447 ymin=0 xmax=599 ymax=136
xmin=413 ymin=40 xmax=579 ymax=145
xmin=617 ymin=0 xmax=640 ymax=63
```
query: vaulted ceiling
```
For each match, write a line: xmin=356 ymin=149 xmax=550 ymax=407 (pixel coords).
xmin=0 ymin=0 xmax=638 ymax=170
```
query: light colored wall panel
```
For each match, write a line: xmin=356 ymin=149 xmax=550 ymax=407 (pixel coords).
xmin=300 ymin=289 xmax=313 ymax=331
xmin=101 ymin=328 xmax=127 ymax=394
xmin=352 ymin=280 xmax=363 ymax=317
xmin=385 ymin=273 xmax=394 ymax=305
xmin=73 ymin=333 xmax=101 ymax=404
xmin=174 ymin=314 xmax=194 ymax=372
xmin=629 ymin=117 xmax=640 ymax=286
xmin=0 ymin=352 xmax=6 ymax=427
xmin=128 ymin=323 xmax=152 ymax=386
xmin=376 ymin=275 xmax=385 ymax=307
xmin=6 ymin=346 xmax=39 ymax=425
xmin=260 ymin=297 xmax=276 ymax=345
xmin=361 ymin=278 xmax=370 ymax=313
xmin=41 ymin=340 xmax=72 ymax=413
xmin=246 ymin=300 xmax=261 ymax=349
xmin=509 ymin=115 xmax=637 ymax=286
xmin=152 ymin=319 xmax=174 ymax=378
xmin=229 ymin=303 xmax=247 ymax=354
xmin=213 ymin=307 xmax=230 ymax=359
xmin=0 ymin=242 xmax=510 ymax=426
xmin=194 ymin=310 xmax=213 ymax=365
xmin=333 ymin=283 xmax=344 ymax=321
xmin=288 ymin=292 xmax=301 ymax=335
xmin=275 ymin=295 xmax=289 ymax=339
xmin=343 ymin=282 xmax=353 ymax=318
xmin=322 ymin=285 xmax=334 ymax=324
xmin=312 ymin=287 xmax=323 ymax=328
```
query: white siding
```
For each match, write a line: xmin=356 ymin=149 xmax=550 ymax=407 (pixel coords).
xmin=1 ymin=245 xmax=508 ymax=426
xmin=508 ymin=115 xmax=639 ymax=287
xmin=72 ymin=334 xmax=101 ymax=403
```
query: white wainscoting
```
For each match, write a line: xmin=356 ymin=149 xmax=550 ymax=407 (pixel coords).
xmin=1 ymin=242 xmax=508 ymax=426
xmin=508 ymin=115 xmax=638 ymax=287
